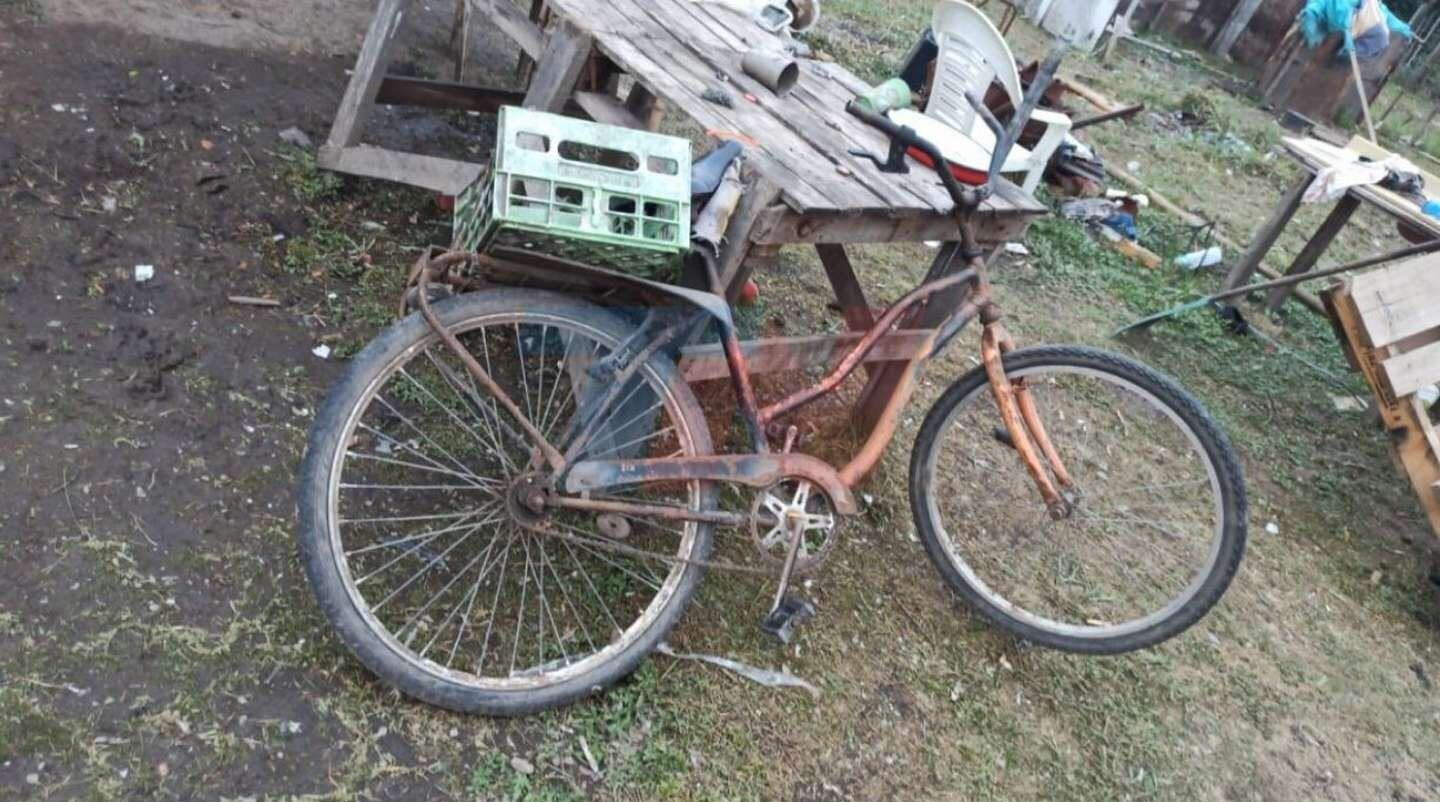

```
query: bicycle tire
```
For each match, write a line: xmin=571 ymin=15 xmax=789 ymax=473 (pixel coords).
xmin=296 ymin=289 xmax=715 ymax=715
xmin=909 ymin=345 xmax=1247 ymax=654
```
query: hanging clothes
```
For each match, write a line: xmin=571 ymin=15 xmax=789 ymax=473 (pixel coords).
xmin=1299 ymin=0 xmax=1415 ymax=58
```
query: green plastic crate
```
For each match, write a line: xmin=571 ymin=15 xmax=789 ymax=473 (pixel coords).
xmin=454 ymin=106 xmax=692 ymax=278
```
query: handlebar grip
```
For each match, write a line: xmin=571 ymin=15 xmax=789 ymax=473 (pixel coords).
xmin=845 ymin=101 xmax=974 ymax=208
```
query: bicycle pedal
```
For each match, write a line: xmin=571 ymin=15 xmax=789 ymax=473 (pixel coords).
xmin=760 ymin=597 xmax=816 ymax=645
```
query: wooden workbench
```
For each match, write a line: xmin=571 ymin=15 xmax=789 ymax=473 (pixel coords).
xmin=322 ymin=0 xmax=1048 ymax=434
xmin=1222 ymin=136 xmax=1440 ymax=312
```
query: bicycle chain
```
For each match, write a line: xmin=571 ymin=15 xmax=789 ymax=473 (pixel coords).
xmin=529 ymin=522 xmax=776 ymax=576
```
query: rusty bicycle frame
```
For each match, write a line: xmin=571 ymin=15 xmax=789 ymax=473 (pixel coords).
xmin=408 ymin=49 xmax=1078 ymax=548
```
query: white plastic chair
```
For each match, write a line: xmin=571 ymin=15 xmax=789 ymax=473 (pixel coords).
xmin=892 ymin=0 xmax=1073 ymax=195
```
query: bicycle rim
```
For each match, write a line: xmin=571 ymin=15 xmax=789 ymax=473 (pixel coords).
xmin=324 ymin=309 xmax=704 ymax=690
xmin=921 ymin=360 xmax=1228 ymax=641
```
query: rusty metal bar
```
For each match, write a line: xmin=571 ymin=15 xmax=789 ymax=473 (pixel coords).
xmin=678 ymin=330 xmax=937 ymax=383
xmin=759 ymin=268 xmax=977 ymax=425
xmin=981 ymin=322 xmax=1066 ymax=516
xmin=546 ymin=495 xmax=766 ymax=528
xmin=413 ymin=251 xmax=567 ymax=471
xmin=565 ymin=454 xmax=859 ymax=514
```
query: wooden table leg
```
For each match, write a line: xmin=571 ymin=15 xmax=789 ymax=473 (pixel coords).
xmin=854 ymin=243 xmax=965 ymax=436
xmin=624 ymin=84 xmax=664 ymax=132
xmin=1222 ymin=172 xmax=1313 ymax=291
xmin=816 ymin=244 xmax=875 ymax=332
xmin=522 ymin=19 xmax=594 ymax=112
xmin=818 ymin=243 xmax=877 ymax=382
xmin=517 ymin=0 xmax=546 ymax=80
xmin=325 ymin=0 xmax=413 ymax=150
xmin=718 ymin=178 xmax=784 ymax=303
xmin=1264 ymin=193 xmax=1360 ymax=313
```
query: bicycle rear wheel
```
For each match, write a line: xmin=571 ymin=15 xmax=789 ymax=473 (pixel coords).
xmin=297 ymin=289 xmax=715 ymax=715
xmin=910 ymin=346 xmax=1246 ymax=654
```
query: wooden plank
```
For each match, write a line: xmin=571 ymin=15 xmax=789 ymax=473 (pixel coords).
xmin=317 ymin=145 xmax=483 ymax=195
xmin=326 ymin=0 xmax=411 ymax=149
xmin=1222 ymin=171 xmax=1312 ymax=290
xmin=717 ymin=177 xmax=784 ymax=299
xmin=1380 ymin=340 xmax=1440 ymax=398
xmin=678 ymin=330 xmax=935 ymax=382
xmin=470 ymin=0 xmax=546 ymax=59
xmin=572 ymin=91 xmax=644 ymax=129
xmin=659 ymin=0 xmax=946 ymax=213
xmin=750 ymin=204 xmax=1038 ymax=246
xmin=581 ymin=1 xmax=864 ymax=212
xmin=522 ymin=19 xmax=594 ymax=112
xmin=623 ymin=84 xmax=664 ymax=131
xmin=1327 ymin=283 xmax=1440 ymax=536
xmin=1264 ymin=194 xmax=1361 ymax=312
xmin=1401 ymin=395 xmax=1440 ymax=536
xmin=1349 ymin=252 xmax=1440 ymax=347
xmin=376 ymin=76 xmax=527 ymax=112
xmin=816 ymin=244 xmax=875 ymax=332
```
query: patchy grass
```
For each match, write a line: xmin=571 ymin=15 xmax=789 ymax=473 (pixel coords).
xmin=5 ymin=3 xmax=1440 ymax=802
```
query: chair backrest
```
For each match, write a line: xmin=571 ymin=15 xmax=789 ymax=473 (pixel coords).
xmin=928 ymin=0 xmax=1024 ymax=134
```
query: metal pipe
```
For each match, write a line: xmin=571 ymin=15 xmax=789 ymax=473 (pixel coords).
xmin=759 ymin=268 xmax=977 ymax=424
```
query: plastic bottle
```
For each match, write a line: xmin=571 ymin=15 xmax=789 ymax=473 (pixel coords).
xmin=1174 ymin=246 xmax=1224 ymax=271
xmin=855 ymin=78 xmax=913 ymax=115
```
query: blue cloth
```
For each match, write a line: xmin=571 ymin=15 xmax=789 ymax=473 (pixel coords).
xmin=1299 ymin=0 xmax=1414 ymax=55
xmin=1101 ymin=213 xmax=1138 ymax=242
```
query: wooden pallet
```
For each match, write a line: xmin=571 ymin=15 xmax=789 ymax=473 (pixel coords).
xmin=1324 ymin=253 xmax=1440 ymax=536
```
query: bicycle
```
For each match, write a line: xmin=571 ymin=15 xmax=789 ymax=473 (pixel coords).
xmin=296 ymin=53 xmax=1247 ymax=715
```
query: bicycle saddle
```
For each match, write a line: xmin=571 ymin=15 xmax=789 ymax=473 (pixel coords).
xmin=690 ymin=140 xmax=745 ymax=198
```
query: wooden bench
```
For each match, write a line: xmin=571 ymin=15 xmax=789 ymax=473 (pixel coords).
xmin=1325 ymin=253 xmax=1440 ymax=536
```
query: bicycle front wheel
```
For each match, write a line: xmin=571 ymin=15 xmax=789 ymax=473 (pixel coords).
xmin=910 ymin=346 xmax=1246 ymax=654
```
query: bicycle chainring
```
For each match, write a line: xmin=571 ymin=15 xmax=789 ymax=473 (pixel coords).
xmin=749 ymin=478 xmax=839 ymax=576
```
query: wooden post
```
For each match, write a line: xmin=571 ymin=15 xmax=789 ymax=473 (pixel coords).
xmin=1348 ymin=47 xmax=1379 ymax=143
xmin=623 ymin=84 xmax=664 ymax=132
xmin=717 ymin=178 xmax=784 ymax=302
xmin=1264 ymin=194 xmax=1360 ymax=312
xmin=854 ymin=243 xmax=966 ymax=435
xmin=1222 ymin=172 xmax=1313 ymax=290
xmin=1101 ymin=0 xmax=1140 ymax=63
xmin=326 ymin=0 xmax=412 ymax=149
xmin=522 ymin=19 xmax=594 ymax=112
xmin=815 ymin=245 xmax=875 ymax=333
xmin=1211 ymin=0 xmax=1263 ymax=59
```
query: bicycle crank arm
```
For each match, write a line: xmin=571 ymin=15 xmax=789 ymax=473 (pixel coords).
xmin=565 ymin=455 xmax=859 ymax=515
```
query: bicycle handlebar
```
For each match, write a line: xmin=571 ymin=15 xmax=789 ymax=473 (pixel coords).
xmin=846 ymin=42 xmax=1071 ymax=209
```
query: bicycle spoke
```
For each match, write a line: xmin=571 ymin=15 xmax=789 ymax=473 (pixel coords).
xmin=319 ymin=307 xmax=713 ymax=696
xmin=346 ymin=447 xmax=489 ymax=489
xmin=370 ymin=392 xmax=488 ymax=482
xmin=352 ymin=504 xmax=500 ymax=582
xmin=345 ymin=507 xmax=499 ymax=558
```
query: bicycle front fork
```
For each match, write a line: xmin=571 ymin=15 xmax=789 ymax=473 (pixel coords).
xmin=979 ymin=315 xmax=1076 ymax=521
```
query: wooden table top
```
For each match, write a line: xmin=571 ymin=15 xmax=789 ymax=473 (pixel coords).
xmin=1284 ymin=136 xmax=1440 ymax=239
xmin=542 ymin=0 xmax=1044 ymax=228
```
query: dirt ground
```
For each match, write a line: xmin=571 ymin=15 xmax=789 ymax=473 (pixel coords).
xmin=3 ymin=2 xmax=1440 ymax=801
